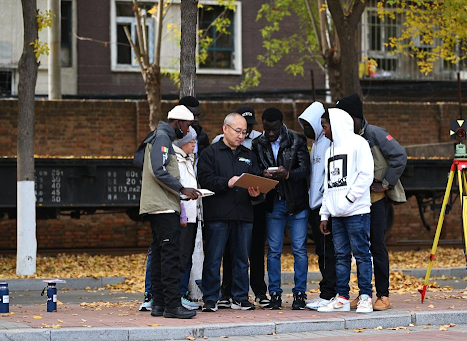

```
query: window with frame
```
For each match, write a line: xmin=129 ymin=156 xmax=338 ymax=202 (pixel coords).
xmin=198 ymin=5 xmax=235 ymax=70
xmin=365 ymin=2 xmax=402 ymax=76
xmin=61 ymin=0 xmax=72 ymax=67
xmin=114 ymin=1 xmax=154 ymax=68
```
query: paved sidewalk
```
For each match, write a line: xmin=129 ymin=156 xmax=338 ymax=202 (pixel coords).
xmin=1 ymin=288 xmax=467 ymax=341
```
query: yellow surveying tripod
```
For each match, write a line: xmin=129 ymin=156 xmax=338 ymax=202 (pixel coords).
xmin=419 ymin=121 xmax=467 ymax=303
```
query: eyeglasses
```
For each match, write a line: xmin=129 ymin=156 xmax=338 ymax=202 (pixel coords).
xmin=226 ymin=124 xmax=248 ymax=136
xmin=189 ymin=141 xmax=197 ymax=145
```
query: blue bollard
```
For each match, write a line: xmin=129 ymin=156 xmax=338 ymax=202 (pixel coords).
xmin=46 ymin=283 xmax=57 ymax=312
xmin=0 ymin=282 xmax=9 ymax=313
xmin=41 ymin=279 xmax=66 ymax=312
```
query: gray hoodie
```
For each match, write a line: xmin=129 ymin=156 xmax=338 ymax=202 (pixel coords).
xmin=298 ymin=102 xmax=330 ymax=210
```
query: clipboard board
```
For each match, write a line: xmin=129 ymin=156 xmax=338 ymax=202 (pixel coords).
xmin=233 ymin=173 xmax=279 ymax=194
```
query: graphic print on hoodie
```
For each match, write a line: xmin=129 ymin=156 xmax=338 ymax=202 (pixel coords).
xmin=319 ymin=108 xmax=374 ymax=220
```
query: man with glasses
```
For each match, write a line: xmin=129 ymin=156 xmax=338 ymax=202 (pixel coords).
xmin=252 ymin=107 xmax=310 ymax=310
xmin=212 ymin=106 xmax=270 ymax=308
xmin=198 ymin=113 xmax=262 ymax=312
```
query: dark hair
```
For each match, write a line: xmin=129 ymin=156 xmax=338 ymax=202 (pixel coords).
xmin=321 ymin=108 xmax=330 ymax=123
xmin=178 ymin=96 xmax=199 ymax=108
xmin=262 ymin=107 xmax=283 ymax=122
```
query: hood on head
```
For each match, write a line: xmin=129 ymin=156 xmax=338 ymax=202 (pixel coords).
xmin=298 ymin=102 xmax=325 ymax=139
xmin=328 ymin=108 xmax=354 ymax=146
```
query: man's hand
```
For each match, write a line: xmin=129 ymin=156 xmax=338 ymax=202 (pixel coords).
xmin=370 ymin=181 xmax=388 ymax=193
xmin=180 ymin=221 xmax=188 ymax=227
xmin=248 ymin=186 xmax=261 ymax=197
xmin=228 ymin=176 xmax=240 ymax=188
xmin=320 ymin=220 xmax=331 ymax=235
xmin=181 ymin=188 xmax=201 ymax=200
xmin=265 ymin=166 xmax=289 ymax=180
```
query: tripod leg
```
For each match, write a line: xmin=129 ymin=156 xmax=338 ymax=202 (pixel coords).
xmin=419 ymin=167 xmax=455 ymax=303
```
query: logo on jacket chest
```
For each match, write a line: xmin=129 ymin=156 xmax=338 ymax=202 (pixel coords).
xmin=327 ymin=154 xmax=348 ymax=188
xmin=238 ymin=157 xmax=251 ymax=165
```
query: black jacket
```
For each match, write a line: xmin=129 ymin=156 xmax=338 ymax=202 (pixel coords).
xmin=252 ymin=126 xmax=310 ymax=214
xmin=193 ymin=124 xmax=210 ymax=156
xmin=198 ymin=139 xmax=262 ymax=223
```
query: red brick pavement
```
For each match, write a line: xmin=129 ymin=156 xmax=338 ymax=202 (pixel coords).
xmin=1 ymin=290 xmax=467 ymax=329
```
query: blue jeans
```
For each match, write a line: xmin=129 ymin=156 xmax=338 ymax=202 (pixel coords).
xmin=144 ymin=248 xmax=152 ymax=295
xmin=201 ymin=220 xmax=253 ymax=302
xmin=266 ymin=199 xmax=308 ymax=295
xmin=332 ymin=214 xmax=372 ymax=299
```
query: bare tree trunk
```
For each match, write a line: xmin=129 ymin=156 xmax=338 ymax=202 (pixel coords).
xmin=326 ymin=0 xmax=365 ymax=100
xmin=48 ymin=0 xmax=61 ymax=99
xmin=145 ymin=63 xmax=162 ymax=130
xmin=17 ymin=0 xmax=38 ymax=275
xmin=180 ymin=0 xmax=198 ymax=98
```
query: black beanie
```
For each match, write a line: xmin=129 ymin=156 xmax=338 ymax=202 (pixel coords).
xmin=335 ymin=94 xmax=363 ymax=119
xmin=262 ymin=107 xmax=283 ymax=122
xmin=179 ymin=96 xmax=199 ymax=108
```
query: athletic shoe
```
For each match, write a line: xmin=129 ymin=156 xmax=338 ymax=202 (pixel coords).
xmin=217 ymin=296 xmax=232 ymax=309
xmin=356 ymin=294 xmax=373 ymax=313
xmin=231 ymin=299 xmax=256 ymax=310
xmin=163 ymin=306 xmax=196 ymax=319
xmin=182 ymin=296 xmax=200 ymax=310
xmin=350 ymin=296 xmax=359 ymax=309
xmin=292 ymin=292 xmax=307 ymax=310
xmin=305 ymin=296 xmax=332 ymax=310
xmin=317 ymin=295 xmax=350 ymax=312
xmin=255 ymin=294 xmax=271 ymax=308
xmin=202 ymin=300 xmax=218 ymax=312
xmin=269 ymin=292 xmax=282 ymax=310
xmin=150 ymin=301 xmax=164 ymax=317
xmin=139 ymin=292 xmax=153 ymax=311
xmin=373 ymin=296 xmax=391 ymax=311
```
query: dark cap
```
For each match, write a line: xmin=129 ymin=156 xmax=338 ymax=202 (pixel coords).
xmin=335 ymin=93 xmax=363 ymax=119
xmin=236 ymin=105 xmax=257 ymax=125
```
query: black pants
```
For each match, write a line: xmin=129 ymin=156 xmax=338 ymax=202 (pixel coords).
xmin=369 ymin=198 xmax=389 ymax=298
xmin=310 ymin=207 xmax=337 ymax=300
xmin=221 ymin=202 xmax=268 ymax=297
xmin=148 ymin=213 xmax=182 ymax=309
xmin=179 ymin=222 xmax=197 ymax=280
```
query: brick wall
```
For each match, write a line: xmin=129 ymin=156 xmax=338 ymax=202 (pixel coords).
xmin=0 ymin=99 xmax=465 ymax=250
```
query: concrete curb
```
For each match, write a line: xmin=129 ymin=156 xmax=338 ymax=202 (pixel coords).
xmin=1 ymin=310 xmax=466 ymax=341
xmin=3 ymin=277 xmax=126 ymax=291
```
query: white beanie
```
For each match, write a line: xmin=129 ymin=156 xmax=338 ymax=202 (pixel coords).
xmin=167 ymin=105 xmax=194 ymax=121
xmin=173 ymin=126 xmax=197 ymax=147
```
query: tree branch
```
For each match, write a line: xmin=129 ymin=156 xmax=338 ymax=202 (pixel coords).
xmin=133 ymin=0 xmax=148 ymax=67
xmin=304 ymin=0 xmax=322 ymax=54
xmin=123 ymin=25 xmax=145 ymax=78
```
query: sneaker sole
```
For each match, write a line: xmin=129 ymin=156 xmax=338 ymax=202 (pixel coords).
xmin=163 ymin=312 xmax=196 ymax=319
xmin=373 ymin=305 xmax=390 ymax=311
xmin=139 ymin=307 xmax=151 ymax=311
xmin=150 ymin=311 xmax=164 ymax=317
xmin=292 ymin=306 xmax=305 ymax=310
xmin=217 ymin=304 xmax=231 ymax=309
xmin=231 ymin=304 xmax=255 ymax=311
xmin=318 ymin=307 xmax=350 ymax=312
xmin=356 ymin=309 xmax=373 ymax=313
xmin=202 ymin=307 xmax=218 ymax=312
xmin=182 ymin=303 xmax=200 ymax=310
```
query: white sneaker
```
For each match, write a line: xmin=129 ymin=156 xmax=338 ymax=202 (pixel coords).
xmin=317 ymin=295 xmax=350 ymax=312
xmin=356 ymin=294 xmax=373 ymax=313
xmin=305 ymin=297 xmax=331 ymax=310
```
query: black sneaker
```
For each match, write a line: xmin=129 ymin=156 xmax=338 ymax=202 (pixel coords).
xmin=255 ymin=294 xmax=271 ymax=308
xmin=269 ymin=292 xmax=282 ymax=310
xmin=231 ymin=299 xmax=256 ymax=311
xmin=292 ymin=292 xmax=307 ymax=310
xmin=202 ymin=300 xmax=218 ymax=312
xmin=217 ymin=296 xmax=232 ymax=309
xmin=163 ymin=305 xmax=197 ymax=319
xmin=150 ymin=300 xmax=164 ymax=317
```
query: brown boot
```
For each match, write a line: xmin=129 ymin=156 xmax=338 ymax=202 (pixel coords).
xmin=373 ymin=296 xmax=391 ymax=311
xmin=350 ymin=296 xmax=359 ymax=309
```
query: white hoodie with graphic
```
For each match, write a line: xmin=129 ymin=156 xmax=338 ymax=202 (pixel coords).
xmin=319 ymin=108 xmax=374 ymax=221
xmin=298 ymin=102 xmax=330 ymax=210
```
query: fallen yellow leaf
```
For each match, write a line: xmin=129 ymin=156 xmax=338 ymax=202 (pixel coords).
xmin=33 ymin=315 xmax=43 ymax=319
xmin=186 ymin=337 xmax=195 ymax=341
xmin=148 ymin=324 xmax=161 ymax=327
xmin=428 ymin=304 xmax=434 ymax=308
